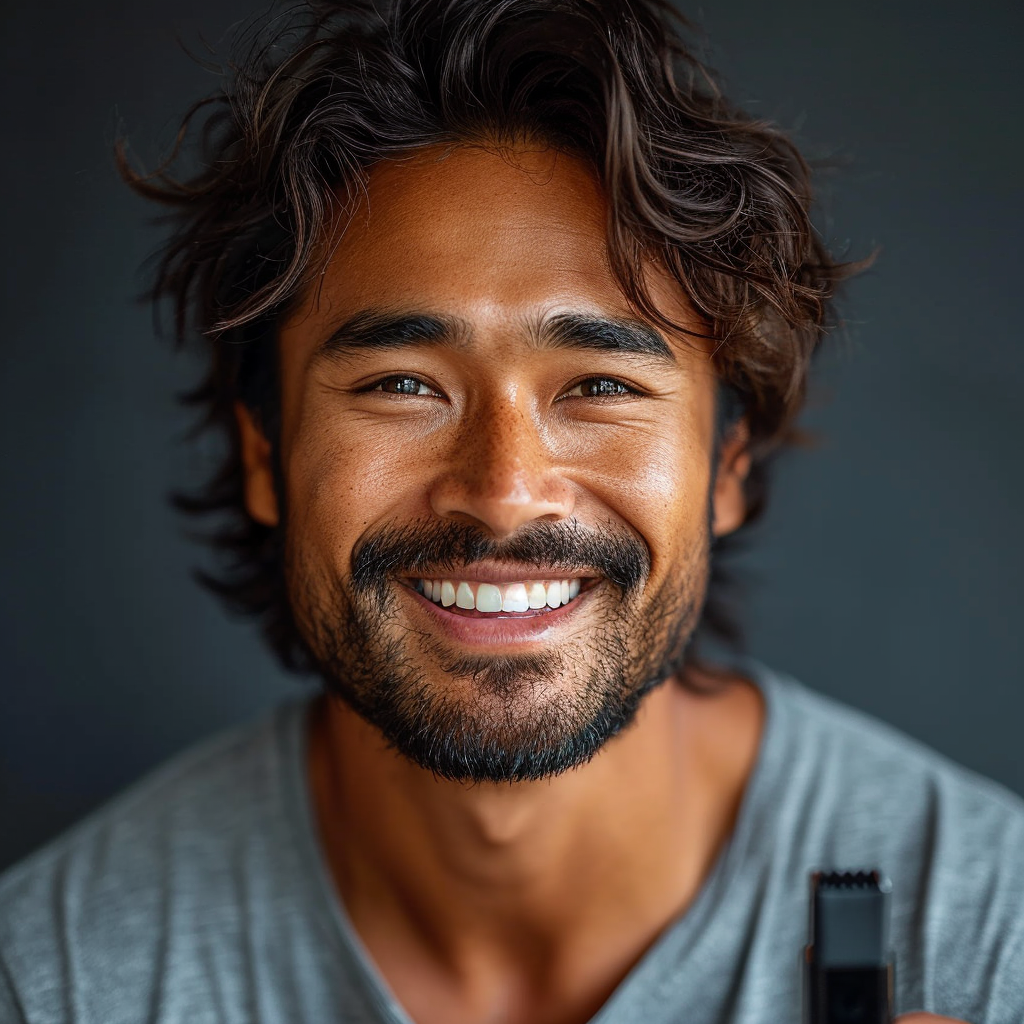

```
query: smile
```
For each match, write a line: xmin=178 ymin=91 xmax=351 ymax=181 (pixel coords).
xmin=413 ymin=578 xmax=583 ymax=614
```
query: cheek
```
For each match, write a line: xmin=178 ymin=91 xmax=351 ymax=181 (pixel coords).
xmin=283 ymin=418 xmax=380 ymax=554
xmin=575 ymin=425 xmax=713 ymax=577
xmin=282 ymin=405 xmax=438 ymax=558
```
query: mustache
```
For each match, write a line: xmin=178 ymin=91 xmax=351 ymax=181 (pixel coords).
xmin=351 ymin=519 xmax=650 ymax=596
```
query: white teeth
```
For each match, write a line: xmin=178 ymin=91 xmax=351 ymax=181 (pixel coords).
xmin=476 ymin=583 xmax=503 ymax=613
xmin=417 ymin=578 xmax=586 ymax=614
xmin=502 ymin=583 xmax=530 ymax=613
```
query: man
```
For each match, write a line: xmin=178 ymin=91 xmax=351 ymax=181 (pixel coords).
xmin=0 ymin=0 xmax=1020 ymax=1021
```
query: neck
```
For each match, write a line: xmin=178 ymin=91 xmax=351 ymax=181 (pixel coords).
xmin=308 ymin=670 xmax=763 ymax=1024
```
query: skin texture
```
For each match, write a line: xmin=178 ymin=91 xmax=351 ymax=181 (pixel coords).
xmin=237 ymin=146 xmax=967 ymax=1024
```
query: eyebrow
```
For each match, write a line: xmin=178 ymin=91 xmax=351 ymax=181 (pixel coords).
xmin=541 ymin=312 xmax=674 ymax=361
xmin=313 ymin=309 xmax=468 ymax=359
xmin=312 ymin=308 xmax=675 ymax=362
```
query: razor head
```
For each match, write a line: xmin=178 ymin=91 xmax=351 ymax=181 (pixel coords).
xmin=810 ymin=871 xmax=892 ymax=968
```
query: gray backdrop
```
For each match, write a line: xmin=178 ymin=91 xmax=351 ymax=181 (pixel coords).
xmin=1 ymin=0 xmax=1021 ymax=872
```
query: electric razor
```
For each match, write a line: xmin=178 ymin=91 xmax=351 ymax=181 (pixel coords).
xmin=804 ymin=870 xmax=894 ymax=1024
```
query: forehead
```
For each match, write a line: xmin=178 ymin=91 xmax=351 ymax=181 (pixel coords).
xmin=295 ymin=143 xmax=700 ymax=341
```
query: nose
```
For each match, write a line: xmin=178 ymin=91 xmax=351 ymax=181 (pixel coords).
xmin=428 ymin=391 xmax=575 ymax=539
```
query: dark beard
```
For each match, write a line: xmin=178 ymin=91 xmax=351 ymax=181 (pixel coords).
xmin=289 ymin=518 xmax=709 ymax=783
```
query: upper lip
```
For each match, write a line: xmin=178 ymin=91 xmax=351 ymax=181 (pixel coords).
xmin=402 ymin=562 xmax=595 ymax=584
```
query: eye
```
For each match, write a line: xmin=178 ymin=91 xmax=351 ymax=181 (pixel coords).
xmin=561 ymin=377 xmax=636 ymax=398
xmin=371 ymin=376 xmax=440 ymax=397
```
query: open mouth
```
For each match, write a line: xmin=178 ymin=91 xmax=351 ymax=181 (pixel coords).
xmin=412 ymin=577 xmax=586 ymax=616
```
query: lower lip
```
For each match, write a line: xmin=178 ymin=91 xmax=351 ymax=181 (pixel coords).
xmin=402 ymin=584 xmax=593 ymax=645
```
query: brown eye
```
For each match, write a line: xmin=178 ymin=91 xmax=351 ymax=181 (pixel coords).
xmin=563 ymin=378 xmax=633 ymax=398
xmin=376 ymin=376 xmax=434 ymax=395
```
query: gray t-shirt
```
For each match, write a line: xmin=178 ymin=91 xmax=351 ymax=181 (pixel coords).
xmin=2 ymin=663 xmax=1023 ymax=1023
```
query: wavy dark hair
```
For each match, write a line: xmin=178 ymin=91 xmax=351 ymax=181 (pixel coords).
xmin=120 ymin=0 xmax=854 ymax=680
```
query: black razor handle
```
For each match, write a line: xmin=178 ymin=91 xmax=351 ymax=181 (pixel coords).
xmin=804 ymin=871 xmax=894 ymax=1024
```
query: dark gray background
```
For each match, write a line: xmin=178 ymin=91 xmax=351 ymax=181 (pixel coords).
xmin=1 ymin=1 xmax=1021 ymax=872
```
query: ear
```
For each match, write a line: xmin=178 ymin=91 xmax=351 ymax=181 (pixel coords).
xmin=711 ymin=420 xmax=751 ymax=538
xmin=235 ymin=402 xmax=280 ymax=527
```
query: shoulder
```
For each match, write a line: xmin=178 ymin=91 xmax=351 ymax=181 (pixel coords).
xmin=764 ymin=666 xmax=1024 ymax=852
xmin=755 ymin=665 xmax=1024 ymax=1020
xmin=0 ymin=702 xmax=309 ymax=1022
xmin=0 ymin=702 xmax=304 ymax=898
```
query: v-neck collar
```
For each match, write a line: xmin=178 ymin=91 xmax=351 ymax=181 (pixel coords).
xmin=275 ymin=662 xmax=787 ymax=1024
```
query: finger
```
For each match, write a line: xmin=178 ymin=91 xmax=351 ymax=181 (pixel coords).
xmin=895 ymin=1015 xmax=971 ymax=1023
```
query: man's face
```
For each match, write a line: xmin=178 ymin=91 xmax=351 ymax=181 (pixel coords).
xmin=239 ymin=144 xmax=747 ymax=782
